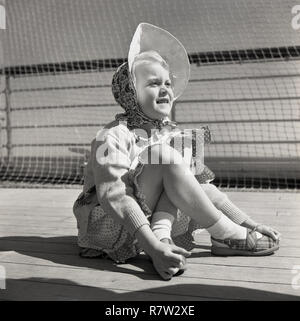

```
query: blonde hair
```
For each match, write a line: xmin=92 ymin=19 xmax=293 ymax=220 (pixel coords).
xmin=131 ymin=50 xmax=172 ymax=86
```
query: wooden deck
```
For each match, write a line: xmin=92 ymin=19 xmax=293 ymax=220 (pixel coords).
xmin=0 ymin=188 xmax=300 ymax=301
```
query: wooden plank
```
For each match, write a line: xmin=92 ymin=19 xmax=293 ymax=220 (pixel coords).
xmin=4 ymin=255 xmax=299 ymax=300
xmin=0 ymin=238 xmax=79 ymax=255
xmin=0 ymin=206 xmax=298 ymax=219
xmin=0 ymin=209 xmax=75 ymax=220
xmin=1 ymin=204 xmax=298 ymax=216
xmin=0 ymin=231 xmax=298 ymax=265
xmin=220 ymin=201 xmax=300 ymax=210
xmin=2 ymin=188 xmax=298 ymax=200
xmin=1 ymin=221 xmax=300 ymax=236
xmin=0 ymin=225 xmax=299 ymax=243
xmin=0 ymin=239 xmax=299 ymax=272
xmin=1 ymin=189 xmax=299 ymax=207
xmin=1 ymin=216 xmax=298 ymax=230
xmin=4 ymin=203 xmax=299 ymax=215
xmin=1 ymin=259 xmax=299 ymax=301
xmin=3 ymin=229 xmax=299 ymax=252
xmin=0 ymin=202 xmax=299 ymax=221
xmin=0 ymin=225 xmax=77 ymax=234
xmin=1 ymin=278 xmax=215 ymax=301
xmin=225 ymin=191 xmax=300 ymax=201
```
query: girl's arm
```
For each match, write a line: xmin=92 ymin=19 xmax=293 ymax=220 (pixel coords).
xmin=92 ymin=126 xmax=190 ymax=279
xmin=92 ymin=128 xmax=150 ymax=236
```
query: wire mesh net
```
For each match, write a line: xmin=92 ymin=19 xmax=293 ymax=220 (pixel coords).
xmin=0 ymin=0 xmax=299 ymax=189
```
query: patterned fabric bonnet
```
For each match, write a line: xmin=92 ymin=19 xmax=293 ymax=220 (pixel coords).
xmin=111 ymin=61 xmax=170 ymax=130
xmin=111 ymin=60 xmax=212 ymax=144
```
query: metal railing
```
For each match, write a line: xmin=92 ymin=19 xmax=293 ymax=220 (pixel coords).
xmin=1 ymin=45 xmax=300 ymax=187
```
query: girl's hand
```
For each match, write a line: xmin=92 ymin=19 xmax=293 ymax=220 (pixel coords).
xmin=134 ymin=225 xmax=190 ymax=280
xmin=255 ymin=224 xmax=281 ymax=242
xmin=151 ymin=242 xmax=191 ymax=280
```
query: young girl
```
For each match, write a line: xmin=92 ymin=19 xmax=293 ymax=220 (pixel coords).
xmin=73 ymin=23 xmax=280 ymax=280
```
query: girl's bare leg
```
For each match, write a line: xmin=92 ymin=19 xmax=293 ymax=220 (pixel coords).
xmin=137 ymin=145 xmax=221 ymax=228
xmin=154 ymin=190 xmax=178 ymax=215
xmin=135 ymin=145 xmax=247 ymax=279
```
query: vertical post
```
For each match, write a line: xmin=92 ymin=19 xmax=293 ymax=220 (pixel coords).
xmin=4 ymin=74 xmax=11 ymax=161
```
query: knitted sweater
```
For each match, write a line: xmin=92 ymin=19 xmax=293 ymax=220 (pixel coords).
xmin=73 ymin=120 xmax=153 ymax=237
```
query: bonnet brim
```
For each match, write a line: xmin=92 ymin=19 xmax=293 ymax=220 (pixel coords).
xmin=128 ymin=23 xmax=190 ymax=100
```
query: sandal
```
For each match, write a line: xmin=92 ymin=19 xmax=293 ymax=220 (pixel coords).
xmin=211 ymin=229 xmax=280 ymax=256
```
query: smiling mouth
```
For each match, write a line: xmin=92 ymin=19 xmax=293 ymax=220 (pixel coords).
xmin=156 ymin=99 xmax=169 ymax=104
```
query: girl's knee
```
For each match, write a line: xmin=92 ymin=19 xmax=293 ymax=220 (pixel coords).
xmin=201 ymin=183 xmax=228 ymax=208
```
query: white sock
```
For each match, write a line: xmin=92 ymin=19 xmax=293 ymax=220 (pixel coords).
xmin=206 ymin=213 xmax=247 ymax=240
xmin=151 ymin=211 xmax=175 ymax=241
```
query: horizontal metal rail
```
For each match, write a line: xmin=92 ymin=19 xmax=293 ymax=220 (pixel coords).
xmin=177 ymin=119 xmax=300 ymax=124
xmin=189 ymin=73 xmax=300 ymax=83
xmin=10 ymin=103 xmax=117 ymax=111
xmin=2 ymin=118 xmax=299 ymax=130
xmin=11 ymin=84 xmax=111 ymax=93
xmin=1 ymin=45 xmax=300 ymax=77
xmin=6 ymin=95 xmax=300 ymax=112
xmin=4 ymin=72 xmax=300 ymax=94
xmin=178 ymin=96 xmax=300 ymax=104
xmin=1 ymin=155 xmax=299 ymax=162
xmin=1 ymin=140 xmax=299 ymax=148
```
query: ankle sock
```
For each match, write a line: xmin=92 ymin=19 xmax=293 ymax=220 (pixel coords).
xmin=206 ymin=213 xmax=247 ymax=240
xmin=151 ymin=211 xmax=175 ymax=241
xmin=219 ymin=200 xmax=263 ymax=239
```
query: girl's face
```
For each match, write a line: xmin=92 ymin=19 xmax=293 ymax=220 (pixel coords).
xmin=134 ymin=62 xmax=174 ymax=120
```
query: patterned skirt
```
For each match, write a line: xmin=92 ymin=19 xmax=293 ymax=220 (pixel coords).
xmin=76 ymin=161 xmax=215 ymax=263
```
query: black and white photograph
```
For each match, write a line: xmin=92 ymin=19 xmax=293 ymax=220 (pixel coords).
xmin=0 ymin=0 xmax=299 ymax=303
